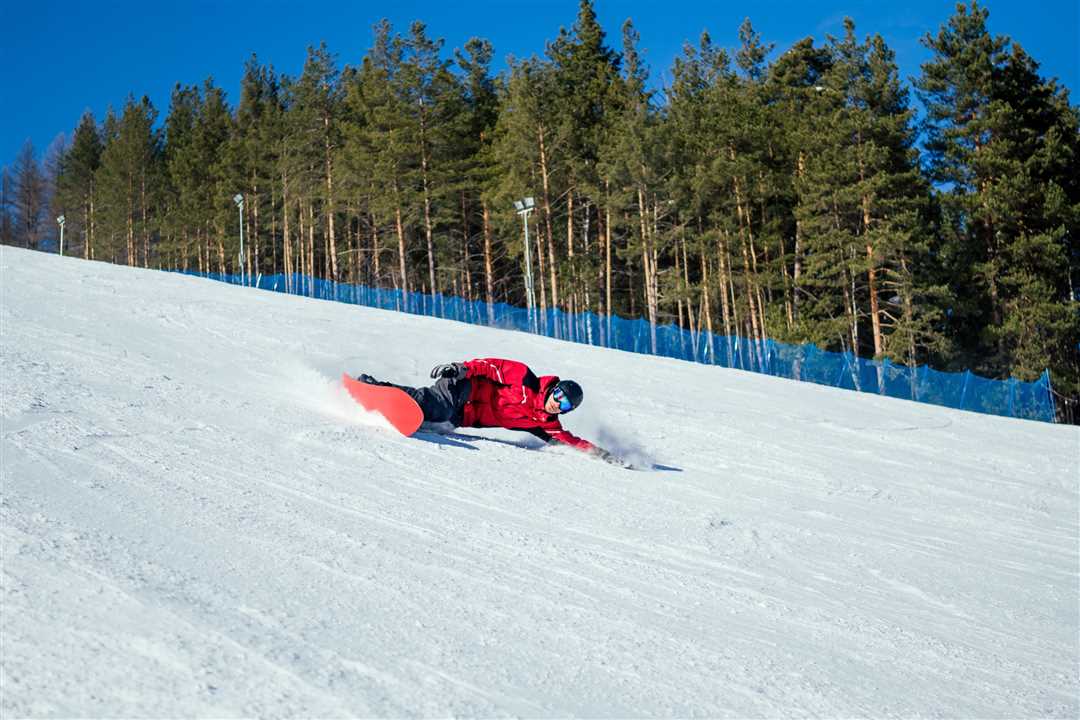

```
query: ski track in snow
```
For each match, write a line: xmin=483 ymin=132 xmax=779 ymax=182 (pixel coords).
xmin=1 ymin=246 xmax=1078 ymax=717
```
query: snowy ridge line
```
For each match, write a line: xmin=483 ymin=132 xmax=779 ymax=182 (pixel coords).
xmin=2 ymin=246 xmax=1077 ymax=716
xmin=173 ymin=267 xmax=1058 ymax=423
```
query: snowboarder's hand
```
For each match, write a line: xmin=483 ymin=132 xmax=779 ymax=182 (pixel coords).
xmin=595 ymin=448 xmax=630 ymax=469
xmin=430 ymin=362 xmax=467 ymax=381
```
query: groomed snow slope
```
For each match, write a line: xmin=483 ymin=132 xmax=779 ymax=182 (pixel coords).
xmin=2 ymin=246 xmax=1077 ymax=717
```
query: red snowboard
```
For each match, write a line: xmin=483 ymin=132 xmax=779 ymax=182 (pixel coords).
xmin=341 ymin=373 xmax=425 ymax=436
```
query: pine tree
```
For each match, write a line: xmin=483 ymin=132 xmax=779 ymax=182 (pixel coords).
xmin=667 ymin=32 xmax=729 ymax=358
xmin=223 ymin=56 xmax=284 ymax=278
xmin=492 ymin=56 xmax=564 ymax=316
xmin=984 ymin=44 xmax=1080 ymax=391
xmin=398 ymin=22 xmax=466 ymax=297
xmin=162 ymin=81 xmax=231 ymax=272
xmin=95 ymin=96 xmax=161 ymax=266
xmin=852 ymin=32 xmax=950 ymax=370
xmin=0 ymin=167 xmax=14 ymax=246
xmin=342 ymin=21 xmax=416 ymax=298
xmin=917 ymin=0 xmax=1080 ymax=393
xmin=546 ymin=0 xmax=621 ymax=323
xmin=707 ymin=19 xmax=776 ymax=368
xmin=199 ymin=80 xmax=236 ymax=273
xmin=454 ymin=37 xmax=502 ymax=316
xmin=603 ymin=18 xmax=664 ymax=350
xmin=12 ymin=141 xmax=47 ymax=251
xmin=285 ymin=43 xmax=344 ymax=282
xmin=55 ymin=112 xmax=103 ymax=259
xmin=162 ymin=83 xmax=202 ymax=268
xmin=765 ymin=36 xmax=831 ymax=334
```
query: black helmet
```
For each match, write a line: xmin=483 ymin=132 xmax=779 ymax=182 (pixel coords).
xmin=550 ymin=379 xmax=583 ymax=412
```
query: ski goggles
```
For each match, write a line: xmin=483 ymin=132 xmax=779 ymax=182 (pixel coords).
xmin=552 ymin=386 xmax=574 ymax=413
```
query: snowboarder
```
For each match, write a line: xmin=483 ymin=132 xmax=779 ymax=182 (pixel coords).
xmin=357 ymin=358 xmax=625 ymax=465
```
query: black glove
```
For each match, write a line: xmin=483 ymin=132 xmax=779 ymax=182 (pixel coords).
xmin=594 ymin=448 xmax=630 ymax=468
xmin=430 ymin=362 xmax=467 ymax=381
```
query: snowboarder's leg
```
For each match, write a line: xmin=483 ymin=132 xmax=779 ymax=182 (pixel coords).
xmin=413 ymin=377 xmax=470 ymax=424
xmin=357 ymin=375 xmax=470 ymax=424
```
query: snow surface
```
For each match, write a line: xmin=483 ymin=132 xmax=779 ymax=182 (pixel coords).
xmin=2 ymin=245 xmax=1078 ymax=718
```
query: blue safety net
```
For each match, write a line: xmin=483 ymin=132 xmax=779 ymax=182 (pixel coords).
xmin=178 ymin=270 xmax=1057 ymax=423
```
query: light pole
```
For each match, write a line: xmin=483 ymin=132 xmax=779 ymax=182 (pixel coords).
xmin=513 ymin=197 xmax=537 ymax=333
xmin=233 ymin=194 xmax=245 ymax=285
xmin=56 ymin=215 xmax=65 ymax=257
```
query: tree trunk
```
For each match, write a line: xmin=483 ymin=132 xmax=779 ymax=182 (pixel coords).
xmin=461 ymin=190 xmax=472 ymax=301
xmin=832 ymin=197 xmax=858 ymax=355
xmin=252 ymin=176 xmax=261 ymax=278
xmin=865 ymin=235 xmax=884 ymax=358
xmin=720 ymin=230 xmax=737 ymax=366
xmin=421 ymin=140 xmax=436 ymax=299
xmin=371 ymin=209 xmax=381 ymax=287
xmin=681 ymin=229 xmax=698 ymax=356
xmin=325 ymin=115 xmax=338 ymax=281
xmin=637 ymin=185 xmax=658 ymax=354
xmin=298 ymin=197 xmax=306 ymax=283
xmin=858 ymin=142 xmax=884 ymax=358
xmin=308 ymin=201 xmax=317 ymax=284
xmin=216 ymin=219 xmax=226 ymax=275
xmin=394 ymin=182 xmax=408 ymax=299
xmin=535 ymin=212 xmax=548 ymax=331
xmin=605 ymin=195 xmax=613 ymax=344
xmin=732 ymin=171 xmax=762 ymax=360
xmin=126 ymin=174 xmax=134 ymax=265
xmin=482 ymin=199 xmax=494 ymax=323
xmin=140 ymin=166 xmax=149 ymax=268
xmin=85 ymin=181 xmax=94 ymax=260
xmin=700 ymin=251 xmax=716 ymax=363
xmin=794 ymin=151 xmax=806 ymax=320
xmin=283 ymin=171 xmax=292 ymax=293
xmin=537 ymin=124 xmax=558 ymax=311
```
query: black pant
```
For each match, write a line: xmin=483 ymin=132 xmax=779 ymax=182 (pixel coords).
xmin=392 ymin=377 xmax=471 ymax=424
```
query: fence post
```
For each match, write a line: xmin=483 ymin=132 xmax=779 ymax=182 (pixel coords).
xmin=959 ymin=370 xmax=972 ymax=411
xmin=1045 ymin=369 xmax=1057 ymax=423
xmin=1008 ymin=377 xmax=1016 ymax=417
xmin=835 ymin=353 xmax=849 ymax=387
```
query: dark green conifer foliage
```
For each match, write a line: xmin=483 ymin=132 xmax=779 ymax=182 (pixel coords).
xmin=95 ymin=96 xmax=161 ymax=266
xmin=453 ymin=37 xmax=502 ymax=308
xmin=917 ymin=0 xmax=1080 ymax=393
xmin=546 ymin=0 xmax=622 ymax=321
xmin=55 ymin=112 xmax=103 ymax=258
xmin=491 ymin=56 xmax=564 ymax=312
xmin=162 ymin=83 xmax=201 ymax=266
xmin=229 ymin=57 xmax=285 ymax=276
xmin=399 ymin=21 xmax=468 ymax=296
xmin=341 ymin=21 xmax=415 ymax=294
xmin=285 ymin=43 xmax=344 ymax=280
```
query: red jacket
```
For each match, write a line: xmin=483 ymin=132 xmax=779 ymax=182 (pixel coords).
xmin=460 ymin=358 xmax=596 ymax=452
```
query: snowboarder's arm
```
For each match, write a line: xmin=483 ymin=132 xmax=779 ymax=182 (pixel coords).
xmin=532 ymin=427 xmax=596 ymax=452
xmin=525 ymin=427 xmax=629 ymax=467
xmin=463 ymin=358 xmax=532 ymax=387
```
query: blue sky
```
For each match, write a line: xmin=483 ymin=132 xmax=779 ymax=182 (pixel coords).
xmin=3 ymin=0 xmax=1077 ymax=168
